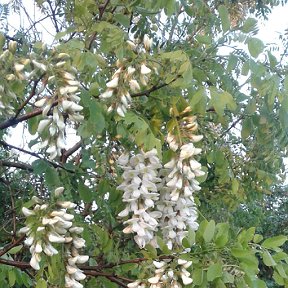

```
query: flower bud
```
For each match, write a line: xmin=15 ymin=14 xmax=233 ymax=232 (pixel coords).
xmin=140 ymin=64 xmax=151 ymax=75
xmin=37 ymin=119 xmax=52 ymax=133
xmin=143 ymin=34 xmax=153 ymax=51
xmin=22 ymin=207 xmax=35 ymax=217
xmin=9 ymin=41 xmax=17 ymax=53
xmin=54 ymin=187 xmax=64 ymax=197
xmin=106 ymin=77 xmax=119 ymax=88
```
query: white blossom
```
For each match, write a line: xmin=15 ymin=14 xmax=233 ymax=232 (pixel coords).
xmin=106 ymin=77 xmax=119 ymax=88
xmin=117 ymin=149 xmax=162 ymax=248
xmin=143 ymin=34 xmax=153 ymax=51
xmin=140 ymin=64 xmax=152 ymax=75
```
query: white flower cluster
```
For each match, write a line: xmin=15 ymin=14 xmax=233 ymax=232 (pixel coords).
xmin=35 ymin=56 xmax=83 ymax=159
xmin=128 ymin=259 xmax=193 ymax=288
xmin=0 ymin=41 xmax=27 ymax=116
xmin=117 ymin=149 xmax=162 ymax=248
xmin=0 ymin=40 xmax=83 ymax=159
xmin=99 ymin=34 xmax=154 ymax=117
xmin=157 ymin=141 xmax=204 ymax=249
xmin=19 ymin=187 xmax=88 ymax=288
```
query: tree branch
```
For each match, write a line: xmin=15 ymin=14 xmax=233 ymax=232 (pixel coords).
xmin=0 ymin=235 xmax=25 ymax=257
xmin=60 ymin=140 xmax=82 ymax=163
xmin=0 ymin=140 xmax=75 ymax=173
xmin=87 ymin=0 xmax=111 ymax=50
xmin=0 ymin=101 xmax=58 ymax=130
xmin=0 ymin=108 xmax=43 ymax=130
xmin=13 ymin=76 xmax=45 ymax=119
xmin=0 ymin=160 xmax=33 ymax=172
xmin=131 ymin=79 xmax=177 ymax=98
xmin=220 ymin=115 xmax=244 ymax=138
xmin=46 ymin=0 xmax=60 ymax=33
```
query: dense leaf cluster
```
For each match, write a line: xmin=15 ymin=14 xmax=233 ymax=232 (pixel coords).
xmin=0 ymin=0 xmax=287 ymax=287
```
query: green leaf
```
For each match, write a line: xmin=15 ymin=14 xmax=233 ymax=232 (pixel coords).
xmin=241 ymin=18 xmax=258 ymax=33
xmin=189 ymin=88 xmax=207 ymax=114
xmin=44 ymin=167 xmax=60 ymax=189
xmin=215 ymin=223 xmax=229 ymax=248
xmin=210 ymin=87 xmax=237 ymax=116
xmin=32 ymin=159 xmax=50 ymax=175
xmin=195 ymin=34 xmax=212 ymax=45
xmin=27 ymin=115 xmax=40 ymax=135
xmin=218 ymin=5 xmax=230 ymax=33
xmin=262 ymin=236 xmax=287 ymax=249
xmin=241 ymin=118 xmax=253 ymax=139
xmin=247 ymin=37 xmax=265 ymax=58
xmin=223 ymin=271 xmax=234 ymax=283
xmin=253 ymin=279 xmax=267 ymax=288
xmin=273 ymin=271 xmax=285 ymax=285
xmin=0 ymin=33 xmax=5 ymax=49
xmin=262 ymin=251 xmax=276 ymax=267
xmin=246 ymin=99 xmax=256 ymax=115
xmin=114 ymin=14 xmax=130 ymax=28
xmin=165 ymin=0 xmax=176 ymax=16
xmin=156 ymin=236 xmax=170 ymax=254
xmin=266 ymin=75 xmax=279 ymax=110
xmin=182 ymin=229 xmax=195 ymax=248
xmin=8 ymin=270 xmax=16 ymax=287
xmin=268 ymin=51 xmax=277 ymax=68
xmin=7 ymin=245 xmax=23 ymax=255
xmin=78 ymin=181 xmax=92 ymax=202
xmin=238 ymin=227 xmax=255 ymax=245
xmin=35 ymin=278 xmax=47 ymax=288
xmin=193 ymin=268 xmax=204 ymax=285
xmin=89 ymin=101 xmax=106 ymax=134
xmin=124 ymin=111 xmax=161 ymax=153
xmin=275 ymin=264 xmax=288 ymax=278
xmin=145 ymin=244 xmax=157 ymax=259
xmin=232 ymin=178 xmax=239 ymax=194
xmin=231 ymin=248 xmax=252 ymax=259
xmin=203 ymin=220 xmax=215 ymax=243
xmin=207 ymin=263 xmax=222 ymax=282
xmin=227 ymin=54 xmax=238 ymax=72
xmin=189 ymin=88 xmax=206 ymax=107
xmin=253 ymin=234 xmax=263 ymax=244
xmin=215 ymin=279 xmax=226 ymax=288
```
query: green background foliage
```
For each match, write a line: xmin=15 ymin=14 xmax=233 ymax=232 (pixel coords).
xmin=0 ymin=0 xmax=287 ymax=287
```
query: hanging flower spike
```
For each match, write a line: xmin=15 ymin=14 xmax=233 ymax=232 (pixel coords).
xmin=117 ymin=149 xmax=163 ymax=248
xmin=19 ymin=187 xmax=88 ymax=287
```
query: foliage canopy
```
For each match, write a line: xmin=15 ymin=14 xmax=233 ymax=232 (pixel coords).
xmin=0 ymin=0 xmax=288 ymax=287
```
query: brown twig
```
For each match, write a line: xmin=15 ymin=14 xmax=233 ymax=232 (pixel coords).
xmin=131 ymin=82 xmax=170 ymax=98
xmin=13 ymin=76 xmax=45 ymax=119
xmin=0 ymin=101 xmax=58 ymax=130
xmin=0 ymin=235 xmax=25 ymax=257
xmin=0 ymin=140 xmax=75 ymax=173
xmin=87 ymin=0 xmax=111 ymax=50
xmin=60 ymin=140 xmax=82 ymax=163
xmin=0 ymin=160 xmax=33 ymax=172
xmin=220 ymin=115 xmax=244 ymax=138
xmin=0 ymin=108 xmax=43 ymax=130
xmin=47 ymin=0 xmax=60 ymax=33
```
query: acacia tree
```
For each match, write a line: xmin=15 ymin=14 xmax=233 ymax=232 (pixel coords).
xmin=0 ymin=0 xmax=288 ymax=287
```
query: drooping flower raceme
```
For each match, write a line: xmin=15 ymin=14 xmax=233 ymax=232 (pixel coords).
xmin=35 ymin=56 xmax=84 ymax=160
xmin=128 ymin=258 xmax=193 ymax=288
xmin=118 ymin=110 xmax=204 ymax=286
xmin=19 ymin=187 xmax=88 ymax=288
xmin=99 ymin=35 xmax=154 ymax=117
xmin=156 ymin=141 xmax=204 ymax=249
xmin=0 ymin=41 xmax=83 ymax=160
xmin=117 ymin=149 xmax=162 ymax=248
xmin=0 ymin=41 xmax=29 ymax=116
